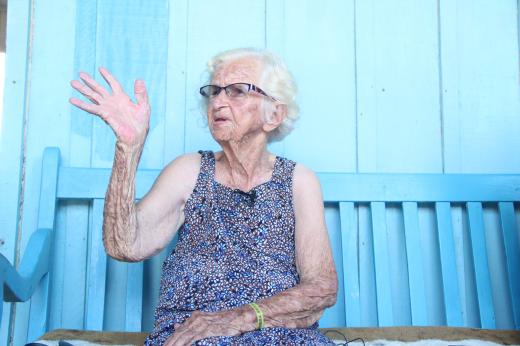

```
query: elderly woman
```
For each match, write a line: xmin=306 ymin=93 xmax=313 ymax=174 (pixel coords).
xmin=70 ymin=48 xmax=338 ymax=345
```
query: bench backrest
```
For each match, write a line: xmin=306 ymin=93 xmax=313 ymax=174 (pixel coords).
xmin=5 ymin=147 xmax=520 ymax=342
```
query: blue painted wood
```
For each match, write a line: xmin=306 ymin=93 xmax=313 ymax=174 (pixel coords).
xmin=27 ymin=147 xmax=60 ymax=340
xmin=370 ymin=202 xmax=393 ymax=326
xmin=435 ymin=202 xmax=463 ymax=326
xmin=402 ymin=202 xmax=427 ymax=325
xmin=339 ymin=202 xmax=360 ymax=326
xmin=356 ymin=0 xmax=442 ymax=173
xmin=321 ymin=206 xmax=345 ymax=328
xmin=282 ymin=0 xmax=356 ymax=172
xmin=184 ymin=0 xmax=266 ymax=154
xmin=125 ymin=262 xmax=143 ymax=331
xmin=0 ymin=228 xmax=51 ymax=302
xmin=319 ymin=174 xmax=520 ymax=202
xmin=498 ymin=202 xmax=520 ymax=328
xmin=0 ymin=0 xmax=32 ymax=341
xmin=164 ymin=0 xmax=188 ymax=162
xmin=56 ymin=170 xmax=520 ymax=203
xmin=440 ymin=0 xmax=520 ymax=173
xmin=467 ymin=202 xmax=495 ymax=328
xmin=357 ymin=205 xmax=378 ymax=326
xmin=85 ymin=199 xmax=107 ymax=330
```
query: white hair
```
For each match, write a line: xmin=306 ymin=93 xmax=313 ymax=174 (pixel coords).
xmin=203 ymin=47 xmax=299 ymax=142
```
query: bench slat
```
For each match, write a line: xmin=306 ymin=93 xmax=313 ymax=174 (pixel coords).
xmin=436 ymin=202 xmax=463 ymax=326
xmin=28 ymin=147 xmax=60 ymax=340
xmin=371 ymin=202 xmax=393 ymax=326
xmin=403 ymin=202 xmax=427 ymax=325
xmin=126 ymin=262 xmax=143 ymax=331
xmin=339 ymin=202 xmax=360 ymax=326
xmin=467 ymin=202 xmax=495 ymax=328
xmin=498 ymin=202 xmax=520 ymax=329
xmin=85 ymin=199 xmax=107 ymax=330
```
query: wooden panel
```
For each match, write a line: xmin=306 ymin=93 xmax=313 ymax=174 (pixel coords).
xmin=92 ymin=0 xmax=169 ymax=169
xmin=498 ymin=202 xmax=520 ymax=328
xmin=26 ymin=148 xmax=60 ymax=339
xmin=358 ymin=204 xmax=377 ymax=326
xmin=163 ymin=0 xmax=188 ymax=162
xmin=356 ymin=0 xmax=442 ymax=173
xmin=440 ymin=0 xmax=520 ymax=173
xmin=281 ymin=0 xmax=356 ymax=172
xmin=183 ymin=0 xmax=266 ymax=153
xmin=12 ymin=0 xmax=78 ymax=342
xmin=319 ymin=173 xmax=520 ymax=202
xmin=467 ymin=202 xmax=495 ymax=328
xmin=321 ymin=206 xmax=345 ymax=328
xmin=125 ymin=262 xmax=143 ymax=331
xmin=435 ymin=202 xmax=463 ymax=326
xmin=84 ymin=199 xmax=107 ymax=330
xmin=370 ymin=202 xmax=393 ymax=326
xmin=402 ymin=202 xmax=427 ymax=325
xmin=339 ymin=202 xmax=360 ymax=326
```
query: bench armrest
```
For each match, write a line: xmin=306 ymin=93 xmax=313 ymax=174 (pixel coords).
xmin=1 ymin=228 xmax=52 ymax=323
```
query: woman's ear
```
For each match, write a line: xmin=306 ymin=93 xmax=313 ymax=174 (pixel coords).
xmin=263 ymin=103 xmax=287 ymax=132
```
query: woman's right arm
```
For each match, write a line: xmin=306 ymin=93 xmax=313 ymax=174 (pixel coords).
xmin=70 ymin=67 xmax=197 ymax=262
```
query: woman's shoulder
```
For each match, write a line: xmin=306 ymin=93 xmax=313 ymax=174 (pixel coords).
xmin=290 ymin=162 xmax=322 ymax=199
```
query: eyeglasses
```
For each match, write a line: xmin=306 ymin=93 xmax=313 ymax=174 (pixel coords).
xmin=199 ymin=83 xmax=277 ymax=101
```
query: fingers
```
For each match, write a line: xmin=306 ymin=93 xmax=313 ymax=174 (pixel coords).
xmin=70 ymin=80 xmax=102 ymax=105
xmin=99 ymin=67 xmax=123 ymax=93
xmin=69 ymin=97 xmax=100 ymax=115
xmin=78 ymin=72 xmax=110 ymax=98
xmin=134 ymin=79 xmax=149 ymax=106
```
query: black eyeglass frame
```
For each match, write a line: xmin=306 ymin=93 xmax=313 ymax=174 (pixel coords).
xmin=199 ymin=83 xmax=277 ymax=102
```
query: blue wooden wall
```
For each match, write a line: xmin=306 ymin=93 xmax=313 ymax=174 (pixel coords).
xmin=0 ymin=0 xmax=519 ymax=344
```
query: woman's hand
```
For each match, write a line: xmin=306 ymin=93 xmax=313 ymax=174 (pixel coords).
xmin=69 ymin=67 xmax=151 ymax=146
xmin=164 ymin=309 xmax=252 ymax=346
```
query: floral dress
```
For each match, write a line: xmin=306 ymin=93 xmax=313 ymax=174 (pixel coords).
xmin=145 ymin=151 xmax=334 ymax=345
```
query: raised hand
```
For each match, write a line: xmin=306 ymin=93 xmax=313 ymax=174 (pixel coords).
xmin=69 ymin=67 xmax=151 ymax=146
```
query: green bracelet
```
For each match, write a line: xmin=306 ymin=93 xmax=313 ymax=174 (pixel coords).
xmin=248 ymin=302 xmax=264 ymax=330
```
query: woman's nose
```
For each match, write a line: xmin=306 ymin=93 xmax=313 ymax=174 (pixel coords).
xmin=210 ymin=90 xmax=230 ymax=106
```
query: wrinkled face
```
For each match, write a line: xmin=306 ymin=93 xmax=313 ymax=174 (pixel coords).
xmin=207 ymin=57 xmax=270 ymax=144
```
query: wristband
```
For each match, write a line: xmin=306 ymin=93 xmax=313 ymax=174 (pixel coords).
xmin=248 ymin=302 xmax=264 ymax=330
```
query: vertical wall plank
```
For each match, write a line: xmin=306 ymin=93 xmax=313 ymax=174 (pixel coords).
xmin=12 ymin=0 xmax=77 ymax=343
xmin=435 ymin=202 xmax=463 ymax=326
xmin=356 ymin=0 xmax=442 ymax=173
xmin=183 ymin=0 xmax=266 ymax=153
xmin=370 ymin=202 xmax=392 ymax=326
xmin=467 ymin=202 xmax=495 ymax=328
xmin=282 ymin=0 xmax=356 ymax=172
xmin=0 ymin=0 xmax=32 ymax=341
xmin=440 ymin=0 xmax=520 ymax=173
xmin=65 ymin=0 xmax=97 ymax=332
xmin=403 ymin=202 xmax=427 ymax=325
xmin=339 ymin=202 xmax=360 ymax=326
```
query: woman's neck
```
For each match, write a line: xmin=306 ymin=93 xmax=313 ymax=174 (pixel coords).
xmin=216 ymin=136 xmax=274 ymax=192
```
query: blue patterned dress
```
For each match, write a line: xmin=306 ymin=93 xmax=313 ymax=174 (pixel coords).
xmin=145 ymin=151 xmax=334 ymax=345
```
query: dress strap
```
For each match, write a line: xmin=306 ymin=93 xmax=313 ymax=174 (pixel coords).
xmin=197 ymin=150 xmax=216 ymax=186
xmin=271 ymin=156 xmax=296 ymax=188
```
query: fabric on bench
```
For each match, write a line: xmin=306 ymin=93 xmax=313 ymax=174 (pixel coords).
xmin=38 ymin=327 xmax=520 ymax=345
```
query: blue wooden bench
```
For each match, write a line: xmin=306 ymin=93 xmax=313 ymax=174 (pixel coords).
xmin=2 ymin=147 xmax=519 ymax=343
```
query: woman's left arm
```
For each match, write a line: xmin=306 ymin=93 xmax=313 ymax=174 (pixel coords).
xmin=167 ymin=164 xmax=338 ymax=345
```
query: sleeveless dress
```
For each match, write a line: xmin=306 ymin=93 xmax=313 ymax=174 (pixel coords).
xmin=145 ymin=151 xmax=334 ymax=345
